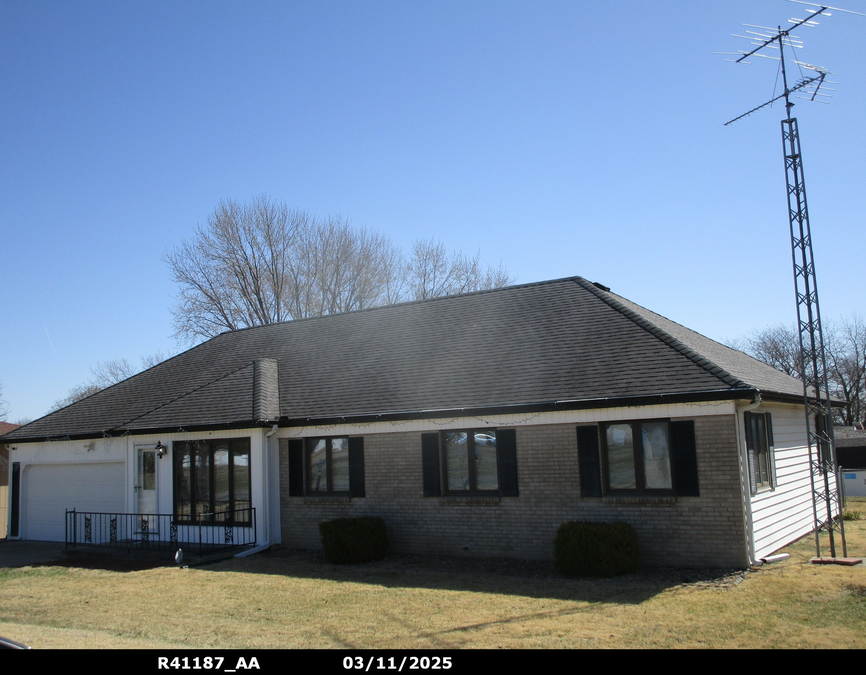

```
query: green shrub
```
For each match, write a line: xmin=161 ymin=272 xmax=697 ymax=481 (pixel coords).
xmin=319 ymin=517 xmax=388 ymax=564
xmin=843 ymin=509 xmax=861 ymax=521
xmin=553 ymin=521 xmax=639 ymax=577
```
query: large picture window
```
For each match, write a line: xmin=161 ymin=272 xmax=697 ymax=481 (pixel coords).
xmin=174 ymin=438 xmax=251 ymax=524
xmin=602 ymin=420 xmax=672 ymax=493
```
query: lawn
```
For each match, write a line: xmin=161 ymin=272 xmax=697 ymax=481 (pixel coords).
xmin=1 ymin=503 xmax=864 ymax=650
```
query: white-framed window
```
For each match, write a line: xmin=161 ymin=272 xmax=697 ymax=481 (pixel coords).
xmin=745 ymin=412 xmax=775 ymax=492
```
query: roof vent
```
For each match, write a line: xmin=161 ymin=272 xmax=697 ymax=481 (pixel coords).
xmin=253 ymin=358 xmax=280 ymax=423
xmin=591 ymin=281 xmax=611 ymax=292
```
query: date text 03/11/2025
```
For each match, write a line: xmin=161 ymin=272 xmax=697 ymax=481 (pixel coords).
xmin=344 ymin=656 xmax=453 ymax=671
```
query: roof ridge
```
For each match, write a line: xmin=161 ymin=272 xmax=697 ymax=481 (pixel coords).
xmin=571 ymin=277 xmax=751 ymax=390
xmin=211 ymin=275 xmax=583 ymax=339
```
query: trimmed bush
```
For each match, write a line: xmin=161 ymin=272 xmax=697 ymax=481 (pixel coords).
xmin=319 ymin=517 xmax=388 ymax=564
xmin=553 ymin=521 xmax=639 ymax=577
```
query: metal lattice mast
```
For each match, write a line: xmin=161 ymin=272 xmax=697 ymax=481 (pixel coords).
xmin=782 ymin=114 xmax=846 ymax=559
xmin=721 ymin=2 xmax=862 ymax=559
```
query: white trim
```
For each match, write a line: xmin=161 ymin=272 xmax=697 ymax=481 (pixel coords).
xmin=280 ymin=400 xmax=738 ymax=438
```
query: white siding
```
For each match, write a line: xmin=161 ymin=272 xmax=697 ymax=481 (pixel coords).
xmin=745 ymin=403 xmax=815 ymax=561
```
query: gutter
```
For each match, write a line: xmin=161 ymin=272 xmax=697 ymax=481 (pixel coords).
xmin=235 ymin=424 xmax=280 ymax=558
xmin=235 ymin=543 xmax=270 ymax=558
xmin=258 ymin=424 xmax=281 ymax=548
xmin=11 ymin=387 xmax=814 ymax=444
xmin=286 ymin=388 xmax=760 ymax=428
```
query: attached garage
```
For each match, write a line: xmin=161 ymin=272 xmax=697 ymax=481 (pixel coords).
xmin=22 ymin=462 xmax=125 ymax=541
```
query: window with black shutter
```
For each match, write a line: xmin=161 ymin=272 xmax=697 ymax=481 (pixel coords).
xmin=422 ymin=429 xmax=518 ymax=497
xmin=283 ymin=436 xmax=365 ymax=497
xmin=578 ymin=420 xmax=699 ymax=497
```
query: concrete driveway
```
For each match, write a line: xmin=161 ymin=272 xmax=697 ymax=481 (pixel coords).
xmin=0 ymin=540 xmax=69 ymax=568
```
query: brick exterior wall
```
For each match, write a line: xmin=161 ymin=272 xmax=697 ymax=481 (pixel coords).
xmin=279 ymin=414 xmax=749 ymax=568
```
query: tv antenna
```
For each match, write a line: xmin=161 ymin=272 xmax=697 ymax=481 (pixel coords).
xmin=721 ymin=1 xmax=864 ymax=562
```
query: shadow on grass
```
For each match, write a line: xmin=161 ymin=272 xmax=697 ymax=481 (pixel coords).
xmin=197 ymin=548 xmax=745 ymax=605
xmin=31 ymin=555 xmax=172 ymax=573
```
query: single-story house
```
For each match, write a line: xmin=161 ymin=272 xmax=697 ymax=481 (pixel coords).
xmin=1 ymin=276 xmax=823 ymax=567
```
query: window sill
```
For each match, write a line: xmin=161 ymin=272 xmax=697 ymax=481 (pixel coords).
xmin=440 ymin=496 xmax=501 ymax=506
xmin=303 ymin=496 xmax=352 ymax=505
xmin=601 ymin=495 xmax=677 ymax=506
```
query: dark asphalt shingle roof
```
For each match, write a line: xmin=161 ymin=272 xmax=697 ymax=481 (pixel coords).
xmin=835 ymin=427 xmax=866 ymax=448
xmin=2 ymin=276 xmax=807 ymax=442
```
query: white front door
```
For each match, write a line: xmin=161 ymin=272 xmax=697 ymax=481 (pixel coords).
xmin=135 ymin=447 xmax=161 ymax=540
xmin=136 ymin=447 xmax=158 ymax=514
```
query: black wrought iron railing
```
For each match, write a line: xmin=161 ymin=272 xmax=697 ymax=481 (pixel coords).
xmin=65 ymin=508 xmax=256 ymax=554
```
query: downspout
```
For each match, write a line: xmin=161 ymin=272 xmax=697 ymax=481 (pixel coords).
xmin=236 ymin=424 xmax=280 ymax=558
xmin=735 ymin=392 xmax=762 ymax=566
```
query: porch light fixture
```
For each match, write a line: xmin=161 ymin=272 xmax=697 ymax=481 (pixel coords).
xmin=155 ymin=441 xmax=167 ymax=459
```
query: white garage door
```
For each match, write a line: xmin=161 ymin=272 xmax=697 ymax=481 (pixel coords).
xmin=24 ymin=463 xmax=125 ymax=541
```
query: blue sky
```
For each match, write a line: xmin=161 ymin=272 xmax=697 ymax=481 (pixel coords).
xmin=2 ymin=0 xmax=864 ymax=422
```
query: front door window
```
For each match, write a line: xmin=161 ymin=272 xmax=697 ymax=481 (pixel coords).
xmin=137 ymin=447 xmax=157 ymax=514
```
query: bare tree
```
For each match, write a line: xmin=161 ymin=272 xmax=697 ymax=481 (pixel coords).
xmin=165 ymin=198 xmax=515 ymax=343
xmin=287 ymin=217 xmax=404 ymax=318
xmin=50 ymin=352 xmax=172 ymax=413
xmin=140 ymin=351 xmax=171 ymax=371
xmin=90 ymin=358 xmax=136 ymax=389
xmin=405 ymin=238 xmax=516 ymax=301
xmin=165 ymin=196 xmax=301 ymax=342
xmin=0 ymin=379 xmax=9 ymax=422
xmin=741 ymin=323 xmax=802 ymax=378
xmin=825 ymin=316 xmax=866 ymax=427
xmin=50 ymin=383 xmax=102 ymax=412
xmin=739 ymin=316 xmax=866 ymax=426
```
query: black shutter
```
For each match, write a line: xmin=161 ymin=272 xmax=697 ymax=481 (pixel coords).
xmin=576 ymin=426 xmax=602 ymax=497
xmin=765 ymin=412 xmax=776 ymax=488
xmin=10 ymin=462 xmax=20 ymax=537
xmin=744 ymin=411 xmax=757 ymax=495
xmin=496 ymin=429 xmax=519 ymax=497
xmin=349 ymin=437 xmax=365 ymax=498
xmin=422 ymin=432 xmax=441 ymax=497
xmin=288 ymin=439 xmax=304 ymax=497
xmin=670 ymin=420 xmax=700 ymax=497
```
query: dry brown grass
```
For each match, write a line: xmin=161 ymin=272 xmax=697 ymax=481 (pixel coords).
xmin=1 ymin=512 xmax=864 ymax=650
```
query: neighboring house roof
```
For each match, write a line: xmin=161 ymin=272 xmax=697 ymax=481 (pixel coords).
xmin=0 ymin=422 xmax=20 ymax=436
xmin=1 ymin=276 xmax=807 ymax=443
xmin=835 ymin=426 xmax=866 ymax=448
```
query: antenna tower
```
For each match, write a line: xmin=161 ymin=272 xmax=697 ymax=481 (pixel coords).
xmin=721 ymin=1 xmax=863 ymax=560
